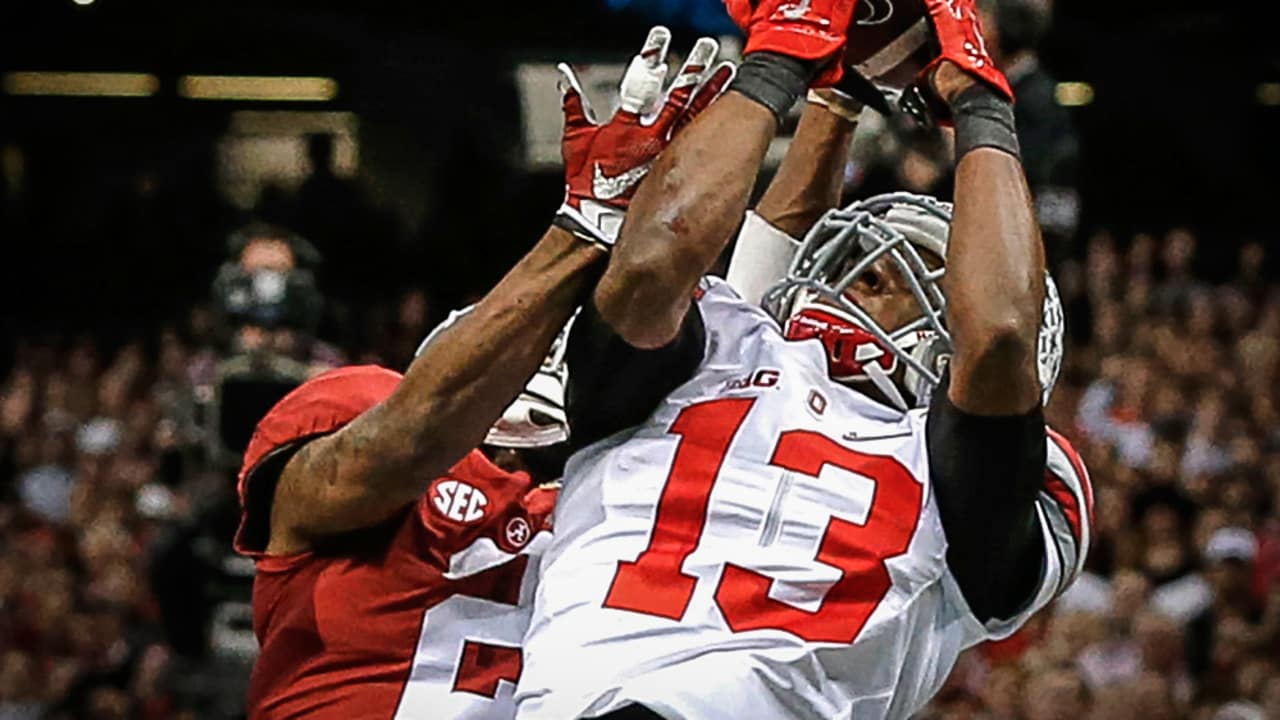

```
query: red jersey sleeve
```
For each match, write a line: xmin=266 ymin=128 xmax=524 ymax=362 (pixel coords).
xmin=411 ymin=450 xmax=543 ymax=575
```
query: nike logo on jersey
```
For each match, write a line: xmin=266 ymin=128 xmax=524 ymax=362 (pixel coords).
xmin=592 ymin=162 xmax=651 ymax=200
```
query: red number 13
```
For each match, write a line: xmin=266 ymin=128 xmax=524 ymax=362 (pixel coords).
xmin=603 ymin=398 xmax=924 ymax=644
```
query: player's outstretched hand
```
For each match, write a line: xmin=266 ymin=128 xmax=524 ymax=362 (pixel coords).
xmin=555 ymin=26 xmax=735 ymax=249
xmin=723 ymin=0 xmax=859 ymax=87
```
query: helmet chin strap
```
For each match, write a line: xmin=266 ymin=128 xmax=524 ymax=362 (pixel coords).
xmin=861 ymin=359 xmax=909 ymax=411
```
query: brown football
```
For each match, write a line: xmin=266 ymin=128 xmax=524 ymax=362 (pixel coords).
xmin=843 ymin=0 xmax=937 ymax=91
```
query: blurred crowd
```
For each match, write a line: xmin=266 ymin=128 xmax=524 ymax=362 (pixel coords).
xmin=916 ymin=230 xmax=1280 ymax=720
xmin=0 ymin=286 xmax=434 ymax=720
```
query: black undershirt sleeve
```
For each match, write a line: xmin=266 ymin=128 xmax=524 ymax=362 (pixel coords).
xmin=926 ymin=374 xmax=1047 ymax=623
xmin=564 ymin=299 xmax=707 ymax=453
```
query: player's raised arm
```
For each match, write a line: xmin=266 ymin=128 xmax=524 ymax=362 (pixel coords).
xmin=929 ymin=61 xmax=1045 ymax=414
xmin=917 ymin=0 xmax=1050 ymax=622
xmin=725 ymin=90 xmax=864 ymax=302
xmin=594 ymin=0 xmax=859 ymax=348
xmin=266 ymin=228 xmax=601 ymax=552
xmin=756 ymin=90 xmax=863 ymax=236
xmin=265 ymin=32 xmax=735 ymax=553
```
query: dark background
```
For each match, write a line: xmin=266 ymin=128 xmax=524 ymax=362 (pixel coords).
xmin=1 ymin=1 xmax=1276 ymax=344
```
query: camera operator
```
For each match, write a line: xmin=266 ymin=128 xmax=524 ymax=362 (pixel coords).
xmin=148 ymin=223 xmax=330 ymax=718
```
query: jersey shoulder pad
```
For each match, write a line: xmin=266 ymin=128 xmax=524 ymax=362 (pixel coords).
xmin=695 ymin=275 xmax=782 ymax=346
xmin=234 ymin=365 xmax=402 ymax=557
xmin=239 ymin=365 xmax=403 ymax=482
xmin=966 ymin=427 xmax=1096 ymax=641
xmin=695 ymin=275 xmax=743 ymax=304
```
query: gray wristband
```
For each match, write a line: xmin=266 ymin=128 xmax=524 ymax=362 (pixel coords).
xmin=730 ymin=52 xmax=813 ymax=126
xmin=953 ymin=84 xmax=1020 ymax=161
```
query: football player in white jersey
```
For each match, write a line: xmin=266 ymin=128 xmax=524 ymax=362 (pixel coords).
xmin=515 ymin=1 xmax=1092 ymax=718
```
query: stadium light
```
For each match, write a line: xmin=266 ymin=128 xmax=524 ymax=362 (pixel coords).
xmin=3 ymin=71 xmax=158 ymax=97
xmin=1055 ymin=82 xmax=1094 ymax=107
xmin=178 ymin=75 xmax=338 ymax=102
xmin=1257 ymin=82 xmax=1280 ymax=107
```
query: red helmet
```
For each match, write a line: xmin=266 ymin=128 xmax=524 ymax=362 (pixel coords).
xmin=233 ymin=365 xmax=401 ymax=555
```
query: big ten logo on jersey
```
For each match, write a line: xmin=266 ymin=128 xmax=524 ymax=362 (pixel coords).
xmin=430 ymin=478 xmax=490 ymax=524
xmin=721 ymin=368 xmax=782 ymax=393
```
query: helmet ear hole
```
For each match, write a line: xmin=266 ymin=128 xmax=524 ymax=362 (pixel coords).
xmin=529 ymin=409 xmax=560 ymax=427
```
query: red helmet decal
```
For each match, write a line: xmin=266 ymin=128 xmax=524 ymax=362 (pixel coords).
xmin=784 ymin=306 xmax=898 ymax=381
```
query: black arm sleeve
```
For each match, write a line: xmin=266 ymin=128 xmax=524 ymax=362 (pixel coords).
xmin=565 ymin=299 xmax=706 ymax=452
xmin=926 ymin=375 xmax=1046 ymax=622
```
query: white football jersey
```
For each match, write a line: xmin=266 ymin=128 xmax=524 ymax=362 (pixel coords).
xmin=516 ymin=278 xmax=1092 ymax=720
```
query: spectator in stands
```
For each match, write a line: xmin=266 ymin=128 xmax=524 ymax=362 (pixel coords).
xmin=1022 ymin=666 xmax=1090 ymax=720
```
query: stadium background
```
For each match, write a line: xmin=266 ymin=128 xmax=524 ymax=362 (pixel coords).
xmin=0 ymin=0 xmax=1278 ymax=718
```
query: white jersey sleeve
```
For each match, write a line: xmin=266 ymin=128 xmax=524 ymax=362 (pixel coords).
xmin=724 ymin=211 xmax=801 ymax=305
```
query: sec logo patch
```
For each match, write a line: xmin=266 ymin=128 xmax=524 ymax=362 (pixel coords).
xmin=430 ymin=478 xmax=490 ymax=524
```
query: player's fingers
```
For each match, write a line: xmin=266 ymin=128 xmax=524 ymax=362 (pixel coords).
xmin=557 ymin=62 xmax=597 ymax=129
xmin=654 ymin=37 xmax=719 ymax=132
xmin=685 ymin=60 xmax=736 ymax=123
xmin=669 ymin=37 xmax=719 ymax=112
xmin=671 ymin=60 xmax=736 ymax=136
xmin=617 ymin=26 xmax=672 ymax=119
xmin=639 ymin=25 xmax=672 ymax=69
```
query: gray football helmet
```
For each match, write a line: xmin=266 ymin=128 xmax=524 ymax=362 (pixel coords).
xmin=416 ymin=308 xmax=574 ymax=448
xmin=762 ymin=192 xmax=1064 ymax=411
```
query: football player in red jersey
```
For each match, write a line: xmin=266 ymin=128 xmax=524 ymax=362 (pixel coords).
xmin=233 ymin=28 xmax=734 ymax=720
xmin=515 ymin=1 xmax=1092 ymax=719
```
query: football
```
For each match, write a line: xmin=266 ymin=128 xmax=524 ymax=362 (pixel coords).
xmin=843 ymin=0 xmax=937 ymax=92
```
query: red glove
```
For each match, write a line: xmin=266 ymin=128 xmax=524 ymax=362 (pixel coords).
xmin=556 ymin=27 xmax=736 ymax=248
xmin=723 ymin=0 xmax=859 ymax=87
xmin=920 ymin=0 xmax=1012 ymax=100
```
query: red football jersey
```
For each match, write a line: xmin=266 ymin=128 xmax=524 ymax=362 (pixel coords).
xmin=235 ymin=366 xmax=555 ymax=720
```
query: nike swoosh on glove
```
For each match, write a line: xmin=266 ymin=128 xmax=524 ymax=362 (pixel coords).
xmin=555 ymin=26 xmax=736 ymax=248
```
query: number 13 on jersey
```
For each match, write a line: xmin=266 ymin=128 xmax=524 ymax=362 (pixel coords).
xmin=603 ymin=397 xmax=925 ymax=644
